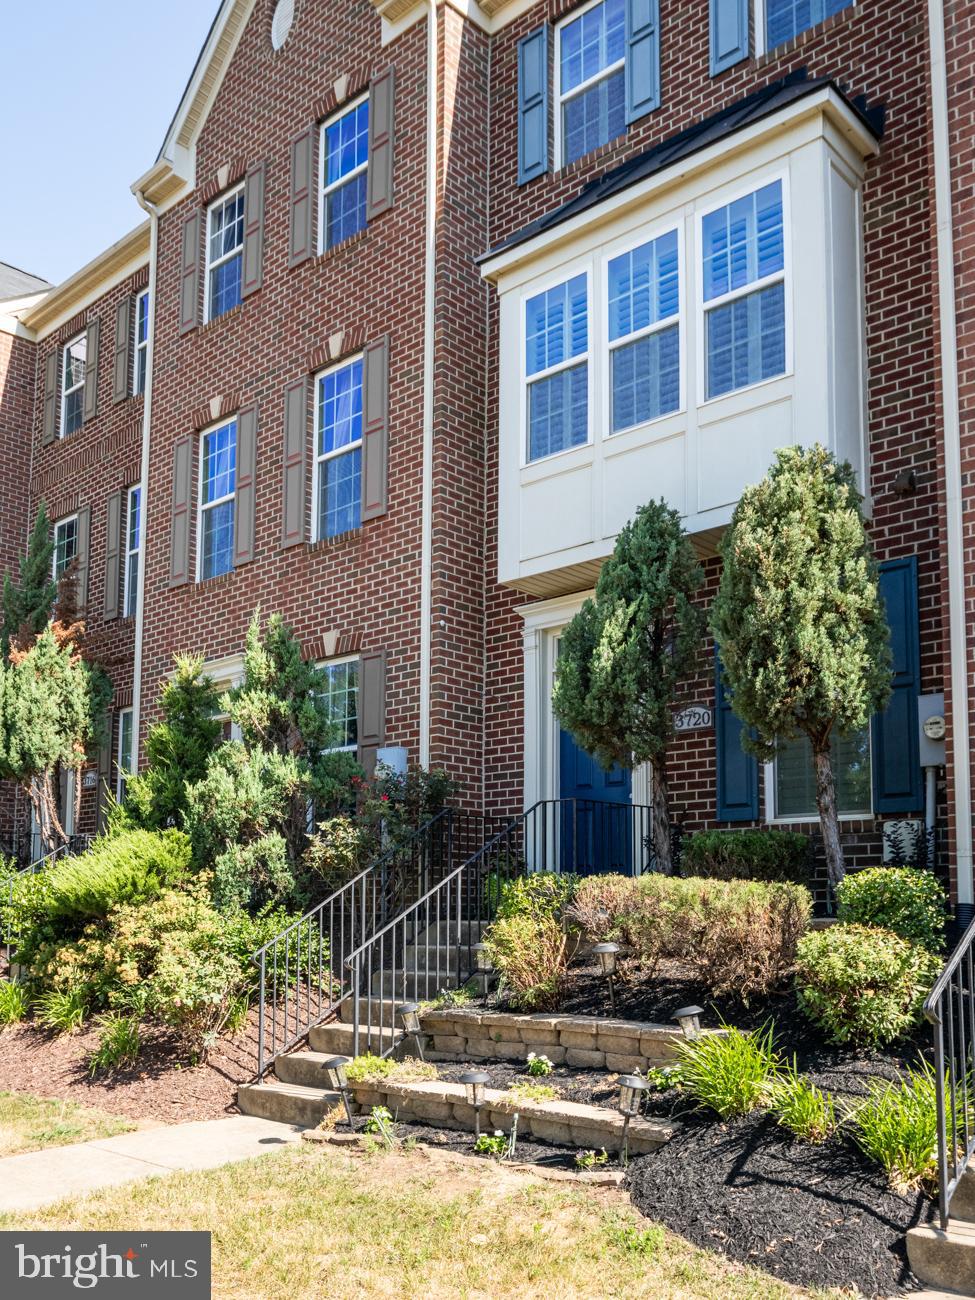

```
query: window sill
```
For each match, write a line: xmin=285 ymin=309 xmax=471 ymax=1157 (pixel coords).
xmin=195 ymin=568 xmax=236 ymax=590
xmin=553 ymin=133 xmax=628 ymax=185
xmin=306 ymin=528 xmax=362 ymax=554
xmin=198 ymin=302 xmax=244 ymax=336
xmin=313 ymin=226 xmax=369 ymax=267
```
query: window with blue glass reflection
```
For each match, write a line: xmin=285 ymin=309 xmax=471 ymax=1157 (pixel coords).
xmin=322 ymin=99 xmax=369 ymax=250
xmin=608 ymin=228 xmax=680 ymax=432
xmin=525 ymin=274 xmax=589 ymax=462
xmin=316 ymin=358 xmax=363 ymax=538
xmin=206 ymin=189 xmax=244 ymax=322
xmin=558 ymin=0 xmax=626 ymax=166
xmin=200 ymin=420 xmax=236 ymax=579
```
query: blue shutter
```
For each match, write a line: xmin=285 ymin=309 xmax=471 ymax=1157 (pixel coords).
xmin=872 ymin=556 xmax=923 ymax=813
xmin=517 ymin=25 xmax=549 ymax=186
xmin=625 ymin=0 xmax=660 ymax=125
xmin=709 ymin=0 xmax=749 ymax=76
xmin=715 ymin=646 xmax=759 ymax=822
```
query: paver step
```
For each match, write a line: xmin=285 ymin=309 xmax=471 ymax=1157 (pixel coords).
xmin=237 ymin=1080 xmax=340 ymax=1127
xmin=413 ymin=920 xmax=487 ymax=947
xmin=309 ymin=1021 xmax=404 ymax=1057
xmin=907 ymin=1218 xmax=975 ymax=1296
xmin=368 ymin=968 xmax=474 ymax=1000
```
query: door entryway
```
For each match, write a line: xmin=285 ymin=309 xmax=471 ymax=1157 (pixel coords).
xmin=558 ymin=725 xmax=633 ymax=875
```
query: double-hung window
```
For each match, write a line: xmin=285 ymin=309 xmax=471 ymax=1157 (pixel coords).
xmin=525 ymin=274 xmax=589 ymax=463
xmin=764 ymin=0 xmax=851 ymax=50
xmin=198 ymin=420 xmax=236 ymax=581
xmin=315 ymin=357 xmax=363 ymax=539
xmin=205 ymin=186 xmax=245 ymax=322
xmin=60 ymin=334 xmax=86 ymax=437
xmin=133 ymin=290 xmax=149 ymax=395
xmin=774 ymin=729 xmax=871 ymax=820
xmin=124 ymin=485 xmax=141 ymax=617
xmin=116 ymin=707 xmax=134 ymax=800
xmin=608 ymin=229 xmax=680 ymax=432
xmin=319 ymin=658 xmax=359 ymax=751
xmin=557 ymin=0 xmax=626 ymax=168
xmin=53 ymin=515 xmax=78 ymax=580
xmin=702 ymin=180 xmax=787 ymax=400
xmin=320 ymin=97 xmax=369 ymax=251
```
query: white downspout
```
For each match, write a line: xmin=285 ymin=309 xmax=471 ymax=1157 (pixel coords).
xmin=418 ymin=0 xmax=438 ymax=768
xmin=131 ymin=190 xmax=160 ymax=772
xmin=927 ymin=0 xmax=973 ymax=911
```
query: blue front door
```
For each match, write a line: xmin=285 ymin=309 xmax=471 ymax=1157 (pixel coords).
xmin=559 ymin=727 xmax=633 ymax=875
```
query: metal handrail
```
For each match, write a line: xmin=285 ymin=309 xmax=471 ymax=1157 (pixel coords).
xmin=924 ymin=914 xmax=975 ymax=1230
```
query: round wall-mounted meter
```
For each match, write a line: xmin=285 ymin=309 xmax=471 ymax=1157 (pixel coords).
xmin=923 ymin=714 xmax=946 ymax=742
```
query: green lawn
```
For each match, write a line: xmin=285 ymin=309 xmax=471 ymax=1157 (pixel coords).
xmin=0 ymin=1144 xmax=844 ymax=1299
xmin=0 ymin=1091 xmax=135 ymax=1156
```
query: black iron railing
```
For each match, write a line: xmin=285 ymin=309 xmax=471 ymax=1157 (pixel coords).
xmin=925 ymin=913 xmax=975 ymax=1230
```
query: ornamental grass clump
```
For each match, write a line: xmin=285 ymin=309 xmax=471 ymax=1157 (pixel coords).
xmin=767 ymin=1058 xmax=837 ymax=1144
xmin=0 ymin=980 xmax=28 ymax=1027
xmin=484 ymin=913 xmax=568 ymax=1012
xmin=836 ymin=867 xmax=947 ymax=952
xmin=849 ymin=1061 xmax=965 ymax=1192
xmin=675 ymin=1023 xmax=779 ymax=1120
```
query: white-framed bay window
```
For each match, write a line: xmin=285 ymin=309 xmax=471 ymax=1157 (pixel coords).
xmin=205 ymin=184 xmax=245 ymax=322
xmin=133 ymin=289 xmax=149 ymax=395
xmin=197 ymin=419 xmax=237 ymax=581
xmin=700 ymin=177 xmax=789 ymax=402
xmin=555 ymin=0 xmax=626 ymax=170
xmin=760 ymin=0 xmax=852 ymax=53
xmin=768 ymin=728 xmax=872 ymax=823
xmin=53 ymin=514 xmax=79 ymax=580
xmin=124 ymin=485 xmax=141 ymax=618
xmin=313 ymin=355 xmax=363 ymax=538
xmin=320 ymin=96 xmax=369 ymax=252
xmin=317 ymin=656 xmax=359 ymax=752
xmin=524 ymin=271 xmax=590 ymax=463
xmin=60 ymin=333 xmax=87 ymax=437
xmin=116 ymin=707 xmax=134 ymax=800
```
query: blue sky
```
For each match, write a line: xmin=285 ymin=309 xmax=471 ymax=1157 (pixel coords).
xmin=1 ymin=2 xmax=220 ymax=286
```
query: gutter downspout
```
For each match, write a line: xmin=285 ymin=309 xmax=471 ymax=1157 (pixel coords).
xmin=927 ymin=0 xmax=973 ymax=915
xmin=132 ymin=189 xmax=160 ymax=773
xmin=418 ymin=0 xmax=439 ymax=768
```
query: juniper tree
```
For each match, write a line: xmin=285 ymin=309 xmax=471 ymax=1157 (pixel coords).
xmin=711 ymin=445 xmax=891 ymax=886
xmin=552 ymin=500 xmax=705 ymax=874
xmin=2 ymin=504 xmax=57 ymax=653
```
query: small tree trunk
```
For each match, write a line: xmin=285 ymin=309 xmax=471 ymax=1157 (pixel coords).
xmin=813 ymin=744 xmax=846 ymax=887
xmin=651 ymin=757 xmax=673 ymax=875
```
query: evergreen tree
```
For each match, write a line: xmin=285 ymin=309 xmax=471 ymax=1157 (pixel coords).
xmin=552 ymin=500 xmax=705 ymax=874
xmin=2 ymin=504 xmax=57 ymax=653
xmin=711 ymin=445 xmax=891 ymax=886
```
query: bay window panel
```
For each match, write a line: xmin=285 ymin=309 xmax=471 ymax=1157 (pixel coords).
xmin=526 ymin=275 xmax=588 ymax=373
xmin=703 ymin=182 xmax=784 ymax=301
xmin=608 ymin=230 xmax=679 ymax=338
xmin=611 ymin=325 xmax=679 ymax=431
xmin=529 ymin=364 xmax=588 ymax=460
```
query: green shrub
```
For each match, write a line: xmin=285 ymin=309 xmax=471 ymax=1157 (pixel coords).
xmin=795 ymin=924 xmax=939 ymax=1048
xmin=837 ymin=867 xmax=947 ymax=952
xmin=496 ymin=872 xmax=577 ymax=922
xmin=88 ymin=1014 xmax=141 ymax=1076
xmin=484 ymin=913 xmax=568 ymax=1011
xmin=34 ymin=988 xmax=88 ymax=1034
xmin=43 ymin=830 xmax=191 ymax=926
xmin=682 ymin=830 xmax=810 ymax=884
xmin=302 ymin=815 xmax=372 ymax=896
xmin=567 ymin=874 xmax=640 ymax=941
xmin=767 ymin=1058 xmax=837 ymax=1143
xmin=675 ymin=1023 xmax=779 ymax=1120
xmin=849 ymin=1061 xmax=966 ymax=1191
xmin=0 ymin=981 xmax=28 ymax=1026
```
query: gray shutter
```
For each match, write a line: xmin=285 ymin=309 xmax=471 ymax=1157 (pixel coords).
xmin=710 ymin=0 xmax=749 ymax=75
xmin=113 ymin=296 xmax=132 ymax=403
xmin=96 ymin=711 xmax=114 ymax=830
xmin=288 ymin=127 xmax=315 ymax=267
xmin=179 ymin=209 xmax=201 ymax=334
xmin=169 ymin=434 xmax=194 ymax=586
xmin=235 ymin=401 xmax=258 ymax=565
xmin=75 ymin=506 xmax=91 ymax=610
xmin=281 ymin=377 xmax=308 ymax=547
xmin=362 ymin=336 xmax=389 ymax=522
xmin=357 ymin=649 xmax=386 ymax=776
xmin=242 ymin=160 xmax=266 ymax=297
xmin=625 ymin=0 xmax=661 ymax=124
xmin=82 ymin=318 xmax=100 ymax=423
xmin=103 ymin=491 xmax=122 ymax=620
xmin=517 ymin=26 xmax=549 ymax=185
xmin=367 ymin=67 xmax=396 ymax=220
xmin=42 ymin=350 xmax=58 ymax=445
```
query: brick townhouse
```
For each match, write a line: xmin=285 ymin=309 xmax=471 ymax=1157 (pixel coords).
xmin=0 ymin=0 xmax=973 ymax=915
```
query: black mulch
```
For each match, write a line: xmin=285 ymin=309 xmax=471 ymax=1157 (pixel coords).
xmin=356 ymin=1115 xmax=612 ymax=1170
xmin=435 ymin=1059 xmax=621 ymax=1110
xmin=625 ymin=1110 xmax=935 ymax=1298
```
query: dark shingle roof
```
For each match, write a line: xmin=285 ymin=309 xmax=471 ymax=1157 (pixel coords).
xmin=479 ymin=70 xmax=884 ymax=265
xmin=0 ymin=261 xmax=51 ymax=300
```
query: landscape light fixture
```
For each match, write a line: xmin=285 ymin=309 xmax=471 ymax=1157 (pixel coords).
xmin=472 ymin=943 xmax=493 ymax=1000
xmin=399 ymin=1002 xmax=425 ymax=1061
xmin=673 ymin=1005 xmax=704 ymax=1039
xmin=322 ymin=1055 xmax=354 ymax=1127
xmin=617 ymin=1073 xmax=649 ymax=1164
xmin=460 ymin=1070 xmax=490 ymax=1140
xmin=592 ymin=942 xmax=620 ymax=1014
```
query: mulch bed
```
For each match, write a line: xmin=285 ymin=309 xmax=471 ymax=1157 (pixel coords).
xmin=359 ymin=1115 xmax=607 ymax=1171
xmin=435 ymin=1059 xmax=622 ymax=1110
xmin=625 ymin=1111 xmax=934 ymax=1298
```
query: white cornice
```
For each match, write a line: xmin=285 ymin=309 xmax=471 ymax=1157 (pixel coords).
xmin=19 ymin=224 xmax=151 ymax=340
xmin=372 ymin=0 xmax=537 ymax=37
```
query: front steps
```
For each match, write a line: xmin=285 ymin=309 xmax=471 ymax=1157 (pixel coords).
xmin=236 ymin=1079 xmax=341 ymax=1127
xmin=907 ymin=1172 xmax=975 ymax=1296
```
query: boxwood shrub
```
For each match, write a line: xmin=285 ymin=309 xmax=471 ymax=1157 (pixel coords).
xmin=836 ymin=866 xmax=947 ymax=952
xmin=681 ymin=829 xmax=810 ymax=884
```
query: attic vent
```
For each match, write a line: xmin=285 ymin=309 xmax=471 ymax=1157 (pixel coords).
xmin=271 ymin=0 xmax=295 ymax=50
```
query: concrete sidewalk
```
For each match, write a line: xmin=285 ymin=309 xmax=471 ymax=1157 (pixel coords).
xmin=0 ymin=1115 xmax=305 ymax=1213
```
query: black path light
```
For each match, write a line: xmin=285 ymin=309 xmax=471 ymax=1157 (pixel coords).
xmin=322 ymin=1055 xmax=355 ymax=1127
xmin=673 ymin=1005 xmax=704 ymax=1039
xmin=399 ymin=1002 xmax=425 ymax=1061
xmin=472 ymin=943 xmax=493 ymax=1001
xmin=592 ymin=941 xmax=620 ymax=1014
xmin=617 ymin=1073 xmax=649 ymax=1164
xmin=460 ymin=1070 xmax=490 ymax=1140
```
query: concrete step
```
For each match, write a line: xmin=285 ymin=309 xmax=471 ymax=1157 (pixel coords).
xmin=237 ymin=1080 xmax=340 ymax=1127
xmin=273 ymin=1050 xmax=355 ymax=1089
xmin=401 ymin=942 xmax=476 ymax=973
xmin=907 ymin=1218 xmax=975 ymax=1296
xmin=368 ymin=968 xmax=473 ymax=1000
xmin=338 ymin=997 xmax=416 ymax=1026
xmin=413 ymin=920 xmax=487 ymax=947
xmin=309 ymin=1021 xmax=404 ymax=1057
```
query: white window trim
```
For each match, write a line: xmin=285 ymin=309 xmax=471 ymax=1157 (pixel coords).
xmin=315 ymin=654 xmax=360 ymax=753
xmin=203 ymin=183 xmax=245 ymax=324
xmin=196 ymin=418 xmax=237 ymax=583
xmin=52 ymin=513 xmax=79 ymax=581
xmin=763 ymin=734 xmax=874 ymax=825
xmin=311 ymin=354 xmax=364 ymax=541
xmin=601 ymin=220 xmax=685 ymax=439
xmin=123 ymin=485 xmax=141 ymax=618
xmin=695 ymin=169 xmax=793 ymax=409
xmin=318 ymin=93 xmax=369 ymax=255
xmin=60 ymin=333 xmax=86 ymax=438
xmin=116 ymin=708 xmax=134 ymax=800
xmin=133 ymin=289 xmax=149 ymax=396
xmin=520 ymin=265 xmax=593 ymax=468
xmin=553 ymin=0 xmax=626 ymax=173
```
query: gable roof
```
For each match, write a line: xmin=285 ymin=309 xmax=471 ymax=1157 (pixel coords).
xmin=0 ymin=261 xmax=50 ymax=301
